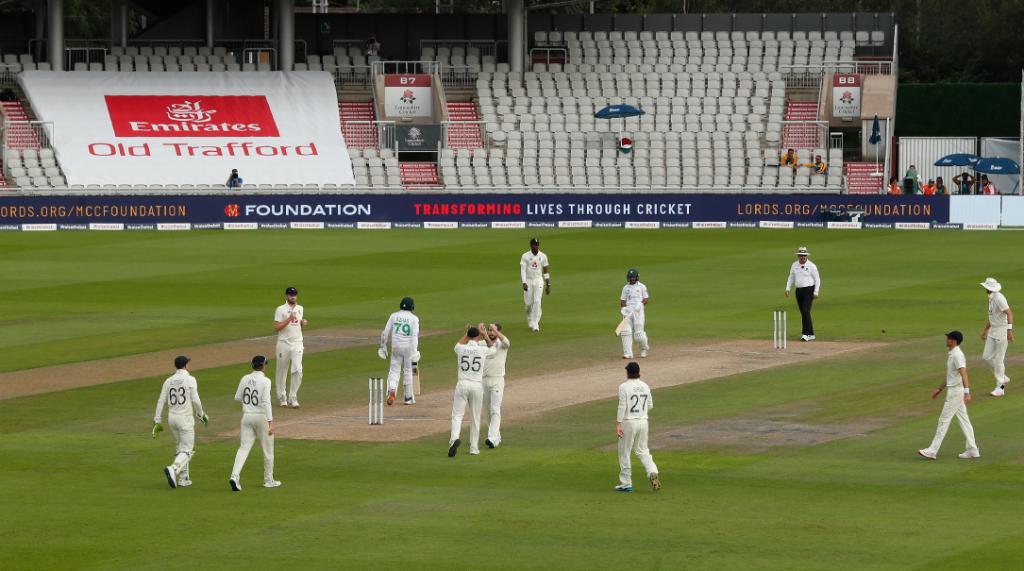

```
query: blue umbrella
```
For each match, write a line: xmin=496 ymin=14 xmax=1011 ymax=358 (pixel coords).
xmin=974 ymin=157 xmax=1020 ymax=175
xmin=868 ymin=114 xmax=881 ymax=145
xmin=934 ymin=153 xmax=981 ymax=167
xmin=594 ymin=104 xmax=645 ymax=119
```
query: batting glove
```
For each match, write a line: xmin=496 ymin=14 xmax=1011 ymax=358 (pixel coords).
xmin=377 ymin=346 xmax=388 ymax=360
xmin=152 ymin=422 xmax=163 ymax=438
xmin=411 ymin=350 xmax=421 ymax=362
xmin=198 ymin=413 xmax=209 ymax=426
xmin=620 ymin=306 xmax=631 ymax=317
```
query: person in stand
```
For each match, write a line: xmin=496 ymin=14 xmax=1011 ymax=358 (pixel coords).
xmin=781 ymin=148 xmax=798 ymax=170
xmin=953 ymin=171 xmax=975 ymax=195
xmin=935 ymin=176 xmax=948 ymax=195
xmin=785 ymin=246 xmax=821 ymax=341
xmin=922 ymin=179 xmax=937 ymax=195
xmin=979 ymin=175 xmax=998 ymax=195
xmin=226 ymin=169 xmax=243 ymax=189
xmin=888 ymin=176 xmax=902 ymax=195
xmin=364 ymin=34 xmax=381 ymax=57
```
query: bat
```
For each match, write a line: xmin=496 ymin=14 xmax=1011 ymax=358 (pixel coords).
xmin=614 ymin=316 xmax=629 ymax=335
xmin=412 ymin=362 xmax=421 ymax=395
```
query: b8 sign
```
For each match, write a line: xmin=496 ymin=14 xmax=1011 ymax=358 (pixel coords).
xmin=833 ymin=73 xmax=861 ymax=87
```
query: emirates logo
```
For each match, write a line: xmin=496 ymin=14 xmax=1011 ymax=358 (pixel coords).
xmin=166 ymin=100 xmax=216 ymax=123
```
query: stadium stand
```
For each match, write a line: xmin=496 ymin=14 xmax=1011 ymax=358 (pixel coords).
xmin=1 ymin=99 xmax=65 ymax=189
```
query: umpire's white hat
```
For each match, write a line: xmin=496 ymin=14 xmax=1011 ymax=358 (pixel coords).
xmin=794 ymin=246 xmax=811 ymax=256
xmin=980 ymin=277 xmax=1002 ymax=292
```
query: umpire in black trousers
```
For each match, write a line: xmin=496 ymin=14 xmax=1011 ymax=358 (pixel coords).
xmin=784 ymin=246 xmax=821 ymax=341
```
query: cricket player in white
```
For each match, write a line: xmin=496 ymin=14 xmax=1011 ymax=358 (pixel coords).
xmin=481 ymin=322 xmax=510 ymax=449
xmin=153 ymin=355 xmax=208 ymax=489
xmin=979 ymin=278 xmax=1014 ymax=396
xmin=520 ymin=237 xmax=550 ymax=332
xmin=619 ymin=268 xmax=650 ymax=359
xmin=230 ymin=355 xmax=280 ymax=491
xmin=448 ymin=326 xmax=496 ymax=457
xmin=379 ymin=296 xmax=421 ymax=405
xmin=273 ymin=286 xmax=307 ymax=408
xmin=615 ymin=361 xmax=660 ymax=492
xmin=918 ymin=331 xmax=980 ymax=460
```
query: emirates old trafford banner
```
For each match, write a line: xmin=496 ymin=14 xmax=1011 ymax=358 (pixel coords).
xmin=18 ymin=72 xmax=355 ymax=186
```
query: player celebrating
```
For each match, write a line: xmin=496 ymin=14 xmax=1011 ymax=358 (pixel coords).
xmin=229 ymin=355 xmax=280 ymax=491
xmin=619 ymin=268 xmax=650 ymax=359
xmin=153 ymin=355 xmax=208 ymax=489
xmin=481 ymin=322 xmax=511 ymax=449
xmin=979 ymin=278 xmax=1013 ymax=396
xmin=615 ymin=361 xmax=660 ymax=492
xmin=273 ymin=286 xmax=307 ymax=408
xmin=520 ymin=237 xmax=550 ymax=332
xmin=379 ymin=296 xmax=421 ymax=406
xmin=448 ymin=325 xmax=496 ymax=457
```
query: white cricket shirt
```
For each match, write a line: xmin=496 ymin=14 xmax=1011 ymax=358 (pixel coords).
xmin=620 ymin=281 xmax=649 ymax=309
xmin=483 ymin=337 xmax=511 ymax=378
xmin=520 ymin=251 xmax=549 ymax=283
xmin=235 ymin=371 xmax=273 ymax=421
xmin=154 ymin=369 xmax=204 ymax=422
xmin=617 ymin=378 xmax=654 ymax=421
xmin=382 ymin=310 xmax=420 ymax=349
xmin=946 ymin=346 xmax=967 ymax=387
xmin=786 ymin=260 xmax=821 ymax=294
xmin=275 ymin=302 xmax=304 ymax=343
xmin=455 ymin=340 xmax=496 ymax=383
xmin=988 ymin=292 xmax=1010 ymax=333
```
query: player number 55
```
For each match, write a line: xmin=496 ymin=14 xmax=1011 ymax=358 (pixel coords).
xmin=459 ymin=355 xmax=482 ymax=372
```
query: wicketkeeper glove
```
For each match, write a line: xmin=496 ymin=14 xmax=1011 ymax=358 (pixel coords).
xmin=377 ymin=346 xmax=388 ymax=360
xmin=198 ymin=413 xmax=209 ymax=426
xmin=152 ymin=422 xmax=163 ymax=438
xmin=411 ymin=350 xmax=421 ymax=362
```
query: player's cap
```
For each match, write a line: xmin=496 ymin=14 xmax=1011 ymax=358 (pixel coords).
xmin=285 ymin=286 xmax=298 ymax=295
xmin=945 ymin=330 xmax=964 ymax=344
xmin=251 ymin=355 xmax=268 ymax=369
xmin=625 ymin=361 xmax=640 ymax=376
xmin=530 ymin=237 xmax=540 ymax=245
xmin=174 ymin=355 xmax=190 ymax=369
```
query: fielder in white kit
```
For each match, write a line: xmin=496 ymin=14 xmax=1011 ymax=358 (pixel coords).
xmin=230 ymin=355 xmax=280 ymax=491
xmin=152 ymin=355 xmax=208 ymax=489
xmin=979 ymin=278 xmax=1014 ymax=397
xmin=615 ymin=361 xmax=660 ymax=492
xmin=619 ymin=268 xmax=650 ymax=359
xmin=379 ymin=296 xmax=421 ymax=406
xmin=273 ymin=286 xmax=307 ymax=408
xmin=480 ymin=322 xmax=511 ymax=449
xmin=520 ymin=238 xmax=550 ymax=332
xmin=918 ymin=331 xmax=980 ymax=460
xmin=448 ymin=325 xmax=496 ymax=457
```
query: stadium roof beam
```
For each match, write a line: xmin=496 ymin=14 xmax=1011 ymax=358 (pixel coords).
xmin=278 ymin=0 xmax=295 ymax=71
xmin=507 ymin=0 xmax=524 ymax=75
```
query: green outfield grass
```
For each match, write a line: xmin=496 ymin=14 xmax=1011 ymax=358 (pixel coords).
xmin=0 ymin=229 xmax=1022 ymax=570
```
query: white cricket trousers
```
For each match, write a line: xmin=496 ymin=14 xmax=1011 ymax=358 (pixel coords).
xmin=450 ymin=380 xmax=484 ymax=453
xmin=618 ymin=418 xmax=658 ymax=486
xmin=524 ymin=278 xmax=544 ymax=328
xmin=275 ymin=340 xmax=304 ymax=403
xmin=619 ymin=308 xmax=649 ymax=357
xmin=982 ymin=335 xmax=1009 ymax=386
xmin=230 ymin=413 xmax=275 ymax=484
xmin=924 ymin=386 xmax=978 ymax=454
xmin=483 ymin=375 xmax=505 ymax=446
xmin=168 ymin=412 xmax=195 ymax=478
xmin=388 ymin=344 xmax=415 ymax=398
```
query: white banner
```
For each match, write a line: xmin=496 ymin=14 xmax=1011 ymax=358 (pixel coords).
xmin=383 ymin=75 xmax=433 ymax=118
xmin=18 ymin=72 xmax=354 ymax=186
xmin=832 ymin=73 xmax=861 ymax=119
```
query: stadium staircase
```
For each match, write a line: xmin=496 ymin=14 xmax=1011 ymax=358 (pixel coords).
xmin=445 ymin=102 xmax=484 ymax=148
xmin=1 ymin=101 xmax=42 ymax=150
xmin=399 ymin=162 xmax=440 ymax=187
xmin=782 ymin=100 xmax=820 ymax=149
xmin=338 ymin=101 xmax=378 ymax=151
xmin=844 ymin=162 xmax=885 ymax=194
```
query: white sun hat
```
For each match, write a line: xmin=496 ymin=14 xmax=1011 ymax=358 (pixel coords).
xmin=980 ymin=277 xmax=1002 ymax=292
xmin=794 ymin=246 xmax=811 ymax=256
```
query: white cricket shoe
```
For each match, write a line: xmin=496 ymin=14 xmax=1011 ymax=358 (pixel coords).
xmin=290 ymin=400 xmax=300 ymax=408
xmin=917 ymin=449 xmax=937 ymax=460
xmin=229 ymin=477 xmax=241 ymax=492
xmin=531 ymin=326 xmax=540 ymax=332
xmin=622 ymin=354 xmax=633 ymax=359
xmin=469 ymin=450 xmax=480 ymax=456
xmin=800 ymin=335 xmax=809 ymax=341
xmin=807 ymin=335 xmax=816 ymax=341
xmin=640 ymin=349 xmax=648 ymax=358
xmin=177 ymin=478 xmax=192 ymax=487
xmin=403 ymin=397 xmax=415 ymax=405
xmin=990 ymin=387 xmax=1005 ymax=397
xmin=958 ymin=449 xmax=981 ymax=459
xmin=279 ymin=400 xmax=288 ymax=407
xmin=264 ymin=480 xmax=282 ymax=488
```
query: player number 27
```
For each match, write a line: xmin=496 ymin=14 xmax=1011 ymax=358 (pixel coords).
xmin=242 ymin=387 xmax=260 ymax=406
xmin=629 ymin=394 xmax=648 ymax=413
xmin=168 ymin=387 xmax=187 ymax=406
xmin=459 ymin=355 xmax=482 ymax=372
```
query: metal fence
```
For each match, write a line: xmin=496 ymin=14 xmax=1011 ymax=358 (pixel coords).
xmin=441 ymin=120 xmax=488 ymax=150
xmin=334 ymin=65 xmax=373 ymax=88
xmin=529 ymin=48 xmax=567 ymax=69
xmin=65 ymin=47 xmax=107 ymax=69
xmin=341 ymin=120 xmax=397 ymax=154
xmin=779 ymin=66 xmax=824 ymax=90
xmin=371 ymin=60 xmax=440 ymax=76
xmin=419 ymin=39 xmax=506 ymax=61
xmin=26 ymin=37 xmax=307 ymax=68
xmin=781 ymin=120 xmax=829 ymax=149
xmin=439 ymin=65 xmax=478 ymax=89
xmin=0 ymin=64 xmax=17 ymax=88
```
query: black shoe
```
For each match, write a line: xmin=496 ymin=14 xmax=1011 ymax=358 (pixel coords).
xmin=447 ymin=439 xmax=460 ymax=457
xmin=229 ymin=478 xmax=241 ymax=492
xmin=485 ymin=439 xmax=495 ymax=449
